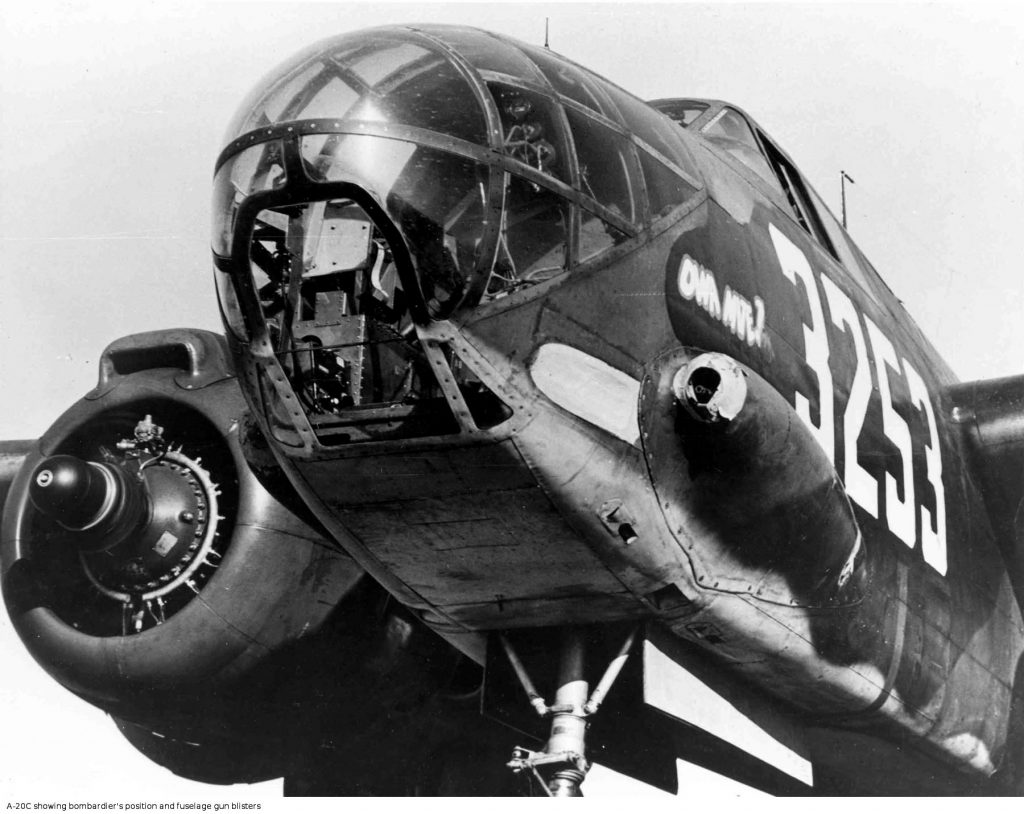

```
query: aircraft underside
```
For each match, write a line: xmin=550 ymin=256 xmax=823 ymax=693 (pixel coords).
xmin=1 ymin=324 xmax=1019 ymax=796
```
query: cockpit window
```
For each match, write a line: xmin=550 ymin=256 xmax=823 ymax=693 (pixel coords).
xmin=653 ymin=100 xmax=708 ymax=128
xmin=701 ymin=108 xmax=838 ymax=258
xmin=759 ymin=137 xmax=837 ymax=259
xmin=703 ymin=108 xmax=782 ymax=193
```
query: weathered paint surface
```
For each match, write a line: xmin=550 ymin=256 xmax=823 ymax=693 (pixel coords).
xmin=207 ymin=26 xmax=1023 ymax=791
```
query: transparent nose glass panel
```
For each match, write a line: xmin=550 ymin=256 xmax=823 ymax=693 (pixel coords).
xmin=600 ymin=83 xmax=700 ymax=180
xmin=565 ymin=108 xmax=636 ymax=223
xmin=487 ymin=82 xmax=569 ymax=184
xmin=225 ymin=35 xmax=487 ymax=146
xmin=579 ymin=210 xmax=627 ymax=265
xmin=638 ymin=150 xmax=697 ymax=221
xmin=425 ymin=28 xmax=548 ymax=85
xmin=301 ymin=134 xmax=490 ymax=316
xmin=520 ymin=43 xmax=612 ymax=119
xmin=212 ymin=140 xmax=287 ymax=258
xmin=348 ymin=41 xmax=430 ymax=85
xmin=213 ymin=267 xmax=246 ymax=340
xmin=217 ymin=28 xmax=707 ymax=332
xmin=491 ymin=175 xmax=569 ymax=295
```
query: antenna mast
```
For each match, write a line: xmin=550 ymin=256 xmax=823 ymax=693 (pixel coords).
xmin=545 ymin=17 xmax=550 ymax=49
xmin=840 ymin=170 xmax=855 ymax=228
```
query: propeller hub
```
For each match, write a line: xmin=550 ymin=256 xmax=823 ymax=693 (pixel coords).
xmin=29 ymin=455 xmax=128 ymax=537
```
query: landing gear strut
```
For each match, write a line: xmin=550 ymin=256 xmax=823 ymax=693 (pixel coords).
xmin=502 ymin=626 xmax=638 ymax=796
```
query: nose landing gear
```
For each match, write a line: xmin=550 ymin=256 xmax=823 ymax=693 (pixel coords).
xmin=501 ymin=626 xmax=638 ymax=796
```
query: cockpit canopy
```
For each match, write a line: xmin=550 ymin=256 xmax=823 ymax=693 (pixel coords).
xmin=212 ymin=25 xmax=702 ymax=328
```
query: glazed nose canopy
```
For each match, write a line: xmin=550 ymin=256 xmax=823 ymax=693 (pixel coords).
xmin=212 ymin=27 xmax=494 ymax=320
xmin=29 ymin=455 xmax=148 ymax=549
xmin=213 ymin=25 xmax=703 ymax=331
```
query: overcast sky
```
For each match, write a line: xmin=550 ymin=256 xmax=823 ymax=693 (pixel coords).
xmin=0 ymin=1 xmax=1022 ymax=803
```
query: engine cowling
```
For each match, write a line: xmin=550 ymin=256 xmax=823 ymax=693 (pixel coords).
xmin=0 ymin=329 xmax=466 ymax=785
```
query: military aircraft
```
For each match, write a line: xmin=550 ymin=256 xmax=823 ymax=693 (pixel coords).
xmin=2 ymin=20 xmax=1022 ymax=797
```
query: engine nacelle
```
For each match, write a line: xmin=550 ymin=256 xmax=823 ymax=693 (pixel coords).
xmin=0 ymin=329 xmax=464 ymax=785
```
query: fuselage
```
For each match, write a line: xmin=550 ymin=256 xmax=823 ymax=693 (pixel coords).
xmin=211 ymin=24 xmax=1024 ymax=786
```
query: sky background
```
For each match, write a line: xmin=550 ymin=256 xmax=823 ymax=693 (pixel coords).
xmin=0 ymin=0 xmax=1021 ymax=803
